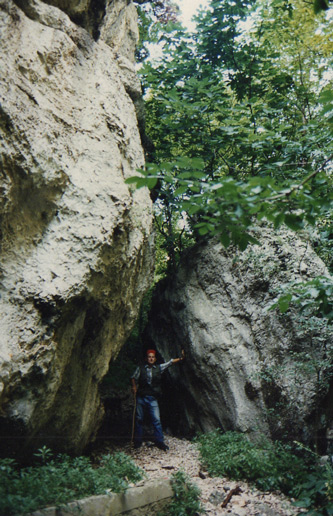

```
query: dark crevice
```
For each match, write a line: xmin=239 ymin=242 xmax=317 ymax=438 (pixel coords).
xmin=70 ymin=0 xmax=107 ymax=41
xmin=13 ymin=0 xmax=107 ymax=42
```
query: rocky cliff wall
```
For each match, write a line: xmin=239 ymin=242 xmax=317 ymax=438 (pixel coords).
xmin=0 ymin=0 xmax=153 ymax=457
xmin=148 ymin=228 xmax=332 ymax=444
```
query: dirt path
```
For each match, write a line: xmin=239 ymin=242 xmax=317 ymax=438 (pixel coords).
xmin=105 ymin=436 xmax=304 ymax=515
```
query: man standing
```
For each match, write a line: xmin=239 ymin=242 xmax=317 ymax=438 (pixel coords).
xmin=131 ymin=349 xmax=185 ymax=451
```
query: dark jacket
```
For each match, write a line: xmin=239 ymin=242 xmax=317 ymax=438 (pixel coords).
xmin=137 ymin=364 xmax=163 ymax=398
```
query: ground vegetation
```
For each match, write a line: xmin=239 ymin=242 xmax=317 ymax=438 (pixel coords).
xmin=0 ymin=448 xmax=143 ymax=515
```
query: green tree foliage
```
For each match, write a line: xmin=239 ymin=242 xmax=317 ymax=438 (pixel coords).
xmin=128 ymin=0 xmax=332 ymax=316
xmin=134 ymin=0 xmax=180 ymax=62
xmin=136 ymin=0 xmax=332 ymax=235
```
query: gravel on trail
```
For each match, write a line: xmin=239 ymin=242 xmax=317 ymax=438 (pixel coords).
xmin=103 ymin=436 xmax=305 ymax=516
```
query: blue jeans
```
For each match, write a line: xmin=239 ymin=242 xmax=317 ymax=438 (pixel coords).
xmin=134 ymin=395 xmax=164 ymax=445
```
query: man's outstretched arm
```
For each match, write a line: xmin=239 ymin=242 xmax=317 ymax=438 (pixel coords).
xmin=172 ymin=349 xmax=185 ymax=365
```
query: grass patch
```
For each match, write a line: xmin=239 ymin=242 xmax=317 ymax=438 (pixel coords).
xmin=195 ymin=429 xmax=333 ymax=515
xmin=0 ymin=448 xmax=144 ymax=516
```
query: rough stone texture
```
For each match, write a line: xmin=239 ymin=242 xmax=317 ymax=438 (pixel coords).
xmin=0 ymin=0 xmax=153 ymax=457
xmin=99 ymin=0 xmax=139 ymax=63
xmin=147 ymin=228 xmax=332 ymax=442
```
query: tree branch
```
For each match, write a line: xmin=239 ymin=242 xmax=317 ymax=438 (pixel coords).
xmin=263 ymin=154 xmax=332 ymax=203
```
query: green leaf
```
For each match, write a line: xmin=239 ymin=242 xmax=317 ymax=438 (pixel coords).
xmin=178 ymin=172 xmax=192 ymax=179
xmin=174 ymin=185 xmax=188 ymax=196
xmin=284 ymin=214 xmax=304 ymax=231
xmin=186 ymin=204 xmax=202 ymax=216
xmin=125 ymin=176 xmax=144 ymax=185
xmin=190 ymin=158 xmax=205 ymax=170
xmin=125 ymin=176 xmax=152 ymax=189
xmin=147 ymin=177 xmax=158 ymax=189
xmin=164 ymin=175 xmax=174 ymax=183
xmin=274 ymin=213 xmax=285 ymax=229
xmin=192 ymin=171 xmax=206 ymax=179
xmin=278 ymin=294 xmax=293 ymax=313
xmin=238 ymin=235 xmax=250 ymax=251
xmin=220 ymin=232 xmax=231 ymax=248
xmin=197 ymin=226 xmax=210 ymax=235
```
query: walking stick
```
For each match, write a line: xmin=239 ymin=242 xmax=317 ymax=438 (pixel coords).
xmin=131 ymin=391 xmax=136 ymax=447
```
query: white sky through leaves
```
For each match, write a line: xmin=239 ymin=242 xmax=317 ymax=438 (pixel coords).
xmin=175 ymin=0 xmax=210 ymax=30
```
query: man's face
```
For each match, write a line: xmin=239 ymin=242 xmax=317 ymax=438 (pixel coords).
xmin=147 ymin=353 xmax=156 ymax=366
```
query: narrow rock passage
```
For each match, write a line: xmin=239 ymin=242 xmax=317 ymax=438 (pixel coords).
xmin=107 ymin=436 xmax=304 ymax=515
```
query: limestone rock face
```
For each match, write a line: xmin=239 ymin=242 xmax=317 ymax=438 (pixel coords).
xmin=148 ymin=229 xmax=332 ymax=442
xmin=0 ymin=0 xmax=153 ymax=456
xmin=41 ymin=0 xmax=140 ymax=57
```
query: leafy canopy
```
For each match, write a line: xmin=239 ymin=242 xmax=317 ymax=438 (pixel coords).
xmin=129 ymin=0 xmax=332 ymax=314
xmin=132 ymin=1 xmax=332 ymax=240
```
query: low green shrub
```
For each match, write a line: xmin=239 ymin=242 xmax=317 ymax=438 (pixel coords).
xmin=293 ymin=460 xmax=333 ymax=515
xmin=195 ymin=429 xmax=333 ymax=515
xmin=195 ymin=429 xmax=308 ymax=493
xmin=158 ymin=470 xmax=204 ymax=516
xmin=0 ymin=449 xmax=144 ymax=516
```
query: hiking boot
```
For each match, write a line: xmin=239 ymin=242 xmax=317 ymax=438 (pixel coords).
xmin=156 ymin=442 xmax=169 ymax=451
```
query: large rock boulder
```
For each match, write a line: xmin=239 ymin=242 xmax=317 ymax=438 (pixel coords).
xmin=147 ymin=229 xmax=332 ymax=444
xmin=0 ymin=0 xmax=153 ymax=457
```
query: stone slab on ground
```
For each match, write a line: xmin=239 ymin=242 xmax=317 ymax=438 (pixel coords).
xmin=29 ymin=478 xmax=173 ymax=516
